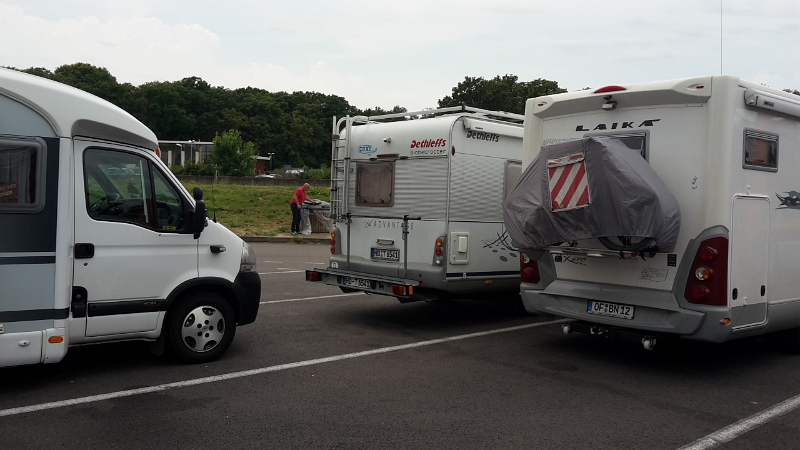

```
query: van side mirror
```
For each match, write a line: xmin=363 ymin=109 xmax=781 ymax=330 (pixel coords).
xmin=192 ymin=187 xmax=207 ymax=239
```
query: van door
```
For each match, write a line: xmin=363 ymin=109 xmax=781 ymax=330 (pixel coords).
xmin=72 ymin=141 xmax=198 ymax=337
xmin=730 ymin=195 xmax=769 ymax=328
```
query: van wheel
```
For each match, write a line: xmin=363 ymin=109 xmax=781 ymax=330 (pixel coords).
xmin=167 ymin=293 xmax=236 ymax=364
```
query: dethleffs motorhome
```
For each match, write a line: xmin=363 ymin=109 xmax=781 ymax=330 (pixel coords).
xmin=504 ymin=75 xmax=800 ymax=349
xmin=0 ymin=68 xmax=260 ymax=368
xmin=306 ymin=107 xmax=525 ymax=302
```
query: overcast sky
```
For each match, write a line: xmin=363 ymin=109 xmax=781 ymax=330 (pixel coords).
xmin=2 ymin=0 xmax=798 ymax=111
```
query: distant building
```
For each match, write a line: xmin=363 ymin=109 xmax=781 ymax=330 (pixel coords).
xmin=255 ymin=155 xmax=273 ymax=175
xmin=157 ymin=140 xmax=214 ymax=167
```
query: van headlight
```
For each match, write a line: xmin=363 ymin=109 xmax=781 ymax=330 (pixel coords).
xmin=240 ymin=242 xmax=256 ymax=272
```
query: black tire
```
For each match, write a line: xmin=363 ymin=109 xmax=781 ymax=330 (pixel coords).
xmin=166 ymin=292 xmax=236 ymax=364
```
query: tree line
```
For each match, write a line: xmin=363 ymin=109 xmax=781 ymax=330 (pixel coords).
xmin=9 ymin=63 xmax=567 ymax=172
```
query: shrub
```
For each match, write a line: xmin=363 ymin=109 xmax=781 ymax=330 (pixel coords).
xmin=305 ymin=164 xmax=331 ymax=180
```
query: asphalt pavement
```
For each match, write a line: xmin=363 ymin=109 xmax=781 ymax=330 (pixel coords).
xmin=1 ymin=242 xmax=799 ymax=449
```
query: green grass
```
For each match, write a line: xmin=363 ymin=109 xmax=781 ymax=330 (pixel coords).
xmin=181 ymin=183 xmax=330 ymax=237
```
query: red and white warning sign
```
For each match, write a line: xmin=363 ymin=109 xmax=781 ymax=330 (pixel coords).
xmin=547 ymin=153 xmax=590 ymax=212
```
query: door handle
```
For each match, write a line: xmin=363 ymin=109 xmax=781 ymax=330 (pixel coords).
xmin=761 ymin=285 xmax=766 ymax=296
xmin=75 ymin=243 xmax=95 ymax=259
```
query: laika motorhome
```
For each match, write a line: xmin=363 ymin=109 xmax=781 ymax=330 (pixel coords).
xmin=504 ymin=75 xmax=800 ymax=349
xmin=306 ymin=107 xmax=525 ymax=302
xmin=0 ymin=68 xmax=260 ymax=367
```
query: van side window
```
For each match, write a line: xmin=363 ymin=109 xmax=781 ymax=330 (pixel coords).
xmin=355 ymin=161 xmax=394 ymax=206
xmin=743 ymin=130 xmax=778 ymax=172
xmin=152 ymin=169 xmax=185 ymax=231
xmin=84 ymin=148 xmax=185 ymax=231
xmin=0 ymin=138 xmax=45 ymax=213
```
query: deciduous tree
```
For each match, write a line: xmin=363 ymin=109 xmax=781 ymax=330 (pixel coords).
xmin=209 ymin=130 xmax=257 ymax=177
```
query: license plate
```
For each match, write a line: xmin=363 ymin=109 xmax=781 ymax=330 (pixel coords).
xmin=342 ymin=276 xmax=371 ymax=288
xmin=371 ymin=248 xmax=399 ymax=261
xmin=586 ymin=300 xmax=635 ymax=320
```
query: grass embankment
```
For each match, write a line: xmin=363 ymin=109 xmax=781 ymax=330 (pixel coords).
xmin=180 ymin=183 xmax=330 ymax=237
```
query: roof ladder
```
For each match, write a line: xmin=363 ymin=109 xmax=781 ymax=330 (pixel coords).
xmin=330 ymin=116 xmax=352 ymax=221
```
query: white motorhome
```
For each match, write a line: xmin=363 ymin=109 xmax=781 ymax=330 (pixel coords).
xmin=505 ymin=75 xmax=800 ymax=349
xmin=306 ymin=107 xmax=525 ymax=302
xmin=0 ymin=68 xmax=261 ymax=368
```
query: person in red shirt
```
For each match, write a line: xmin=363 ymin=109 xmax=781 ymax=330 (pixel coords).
xmin=290 ymin=183 xmax=311 ymax=234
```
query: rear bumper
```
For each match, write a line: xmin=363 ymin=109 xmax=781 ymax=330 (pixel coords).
xmin=521 ymin=280 xmax=734 ymax=343
xmin=307 ymin=268 xmax=423 ymax=300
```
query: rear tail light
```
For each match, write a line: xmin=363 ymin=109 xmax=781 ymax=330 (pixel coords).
xmin=306 ymin=271 xmax=321 ymax=282
xmin=520 ymin=253 xmax=541 ymax=284
xmin=392 ymin=285 xmax=413 ymax=296
xmin=433 ymin=236 xmax=445 ymax=266
xmin=330 ymin=230 xmax=339 ymax=255
xmin=684 ymin=237 xmax=728 ymax=306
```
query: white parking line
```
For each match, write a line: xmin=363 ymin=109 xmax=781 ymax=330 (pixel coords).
xmin=0 ymin=319 xmax=568 ymax=418
xmin=258 ymin=270 xmax=305 ymax=275
xmin=261 ymin=292 xmax=364 ymax=304
xmin=277 ymin=268 xmax=301 ymax=271
xmin=262 ymin=261 xmax=283 ymax=263
xmin=678 ymin=392 xmax=800 ymax=449
xmin=302 ymin=262 xmax=326 ymax=265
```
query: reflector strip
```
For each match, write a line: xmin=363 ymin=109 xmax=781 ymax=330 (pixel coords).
xmin=548 ymin=153 xmax=590 ymax=211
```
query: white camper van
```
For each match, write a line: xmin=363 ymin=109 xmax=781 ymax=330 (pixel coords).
xmin=504 ymin=76 xmax=800 ymax=349
xmin=0 ymin=68 xmax=260 ymax=368
xmin=306 ymin=107 xmax=525 ymax=302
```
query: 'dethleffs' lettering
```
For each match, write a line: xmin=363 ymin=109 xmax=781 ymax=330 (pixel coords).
xmin=410 ymin=138 xmax=447 ymax=148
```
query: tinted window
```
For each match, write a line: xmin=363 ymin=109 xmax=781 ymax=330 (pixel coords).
xmin=585 ymin=132 xmax=647 ymax=159
xmin=743 ymin=130 xmax=778 ymax=172
xmin=356 ymin=161 xmax=394 ymax=206
xmin=0 ymin=138 xmax=45 ymax=213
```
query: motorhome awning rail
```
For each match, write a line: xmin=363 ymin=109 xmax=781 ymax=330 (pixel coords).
xmin=358 ymin=105 xmax=524 ymax=123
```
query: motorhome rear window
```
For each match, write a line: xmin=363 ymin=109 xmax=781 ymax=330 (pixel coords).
xmin=743 ymin=130 xmax=778 ymax=172
xmin=584 ymin=132 xmax=648 ymax=160
xmin=355 ymin=161 xmax=394 ymax=206
xmin=0 ymin=139 xmax=45 ymax=213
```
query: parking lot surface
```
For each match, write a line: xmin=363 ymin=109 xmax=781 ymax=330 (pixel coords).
xmin=2 ymin=242 xmax=799 ymax=449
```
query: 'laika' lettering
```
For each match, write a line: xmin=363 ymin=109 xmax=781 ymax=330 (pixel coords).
xmin=575 ymin=119 xmax=660 ymax=132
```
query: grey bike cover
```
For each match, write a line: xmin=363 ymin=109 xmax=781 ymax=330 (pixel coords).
xmin=503 ymin=137 xmax=681 ymax=256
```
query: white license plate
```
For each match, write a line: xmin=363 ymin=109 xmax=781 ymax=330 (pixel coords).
xmin=586 ymin=300 xmax=635 ymax=320
xmin=343 ymin=276 xmax=371 ymax=288
xmin=371 ymin=248 xmax=399 ymax=261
